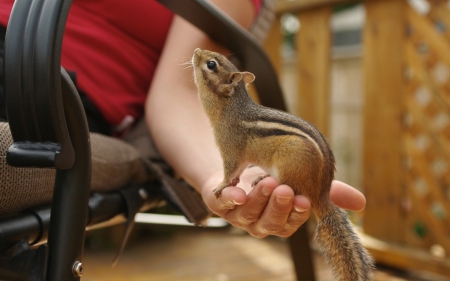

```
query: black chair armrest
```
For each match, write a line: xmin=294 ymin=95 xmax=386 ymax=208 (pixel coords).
xmin=5 ymin=0 xmax=74 ymax=169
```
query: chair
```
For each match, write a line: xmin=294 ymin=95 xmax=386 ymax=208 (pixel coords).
xmin=0 ymin=0 xmax=316 ymax=280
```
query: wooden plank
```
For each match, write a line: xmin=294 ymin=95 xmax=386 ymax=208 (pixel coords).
xmin=408 ymin=4 xmax=450 ymax=67
xmin=404 ymin=202 xmax=437 ymax=252
xmin=276 ymin=0 xmax=360 ymax=14
xmin=405 ymin=41 xmax=450 ymax=156
xmin=405 ymin=137 xmax=450 ymax=250
xmin=362 ymin=0 xmax=407 ymax=243
xmin=427 ymin=0 xmax=450 ymax=43
xmin=358 ymin=229 xmax=450 ymax=276
xmin=406 ymin=179 xmax=450 ymax=252
xmin=405 ymin=41 xmax=450 ymax=112
xmin=296 ymin=6 xmax=331 ymax=135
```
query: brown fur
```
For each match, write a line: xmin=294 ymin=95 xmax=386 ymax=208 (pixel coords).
xmin=192 ymin=48 xmax=374 ymax=281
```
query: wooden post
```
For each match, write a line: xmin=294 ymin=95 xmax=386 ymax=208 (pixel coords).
xmin=363 ymin=0 xmax=407 ymax=243
xmin=296 ymin=6 xmax=332 ymax=134
xmin=289 ymin=7 xmax=332 ymax=281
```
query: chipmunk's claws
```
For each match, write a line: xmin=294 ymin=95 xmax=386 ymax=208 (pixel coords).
xmin=251 ymin=174 xmax=270 ymax=188
xmin=213 ymin=188 xmax=221 ymax=198
xmin=213 ymin=178 xmax=240 ymax=199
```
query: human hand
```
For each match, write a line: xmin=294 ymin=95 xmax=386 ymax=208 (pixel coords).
xmin=202 ymin=167 xmax=366 ymax=238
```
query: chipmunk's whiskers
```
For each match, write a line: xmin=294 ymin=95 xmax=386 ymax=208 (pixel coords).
xmin=179 ymin=57 xmax=194 ymax=70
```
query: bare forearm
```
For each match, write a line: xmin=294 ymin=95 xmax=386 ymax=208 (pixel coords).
xmin=146 ymin=0 xmax=255 ymax=190
xmin=145 ymin=55 xmax=222 ymax=190
xmin=144 ymin=17 xmax=229 ymax=191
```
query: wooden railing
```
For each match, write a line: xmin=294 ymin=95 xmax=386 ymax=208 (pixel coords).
xmin=264 ymin=0 xmax=450 ymax=276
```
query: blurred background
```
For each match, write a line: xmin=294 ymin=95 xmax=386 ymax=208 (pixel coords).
xmin=83 ymin=0 xmax=450 ymax=280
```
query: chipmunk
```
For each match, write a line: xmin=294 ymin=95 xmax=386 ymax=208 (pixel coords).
xmin=192 ymin=48 xmax=374 ymax=281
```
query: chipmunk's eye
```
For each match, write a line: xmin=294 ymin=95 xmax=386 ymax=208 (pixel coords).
xmin=206 ymin=60 xmax=217 ymax=70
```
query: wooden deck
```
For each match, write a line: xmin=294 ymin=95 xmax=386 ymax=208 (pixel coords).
xmin=81 ymin=223 xmax=450 ymax=281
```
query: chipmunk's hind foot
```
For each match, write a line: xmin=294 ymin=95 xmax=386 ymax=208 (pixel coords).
xmin=251 ymin=174 xmax=270 ymax=188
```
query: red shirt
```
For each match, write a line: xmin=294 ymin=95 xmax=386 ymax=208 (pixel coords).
xmin=0 ymin=0 xmax=260 ymax=127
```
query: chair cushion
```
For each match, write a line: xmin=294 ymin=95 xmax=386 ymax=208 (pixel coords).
xmin=0 ymin=122 xmax=153 ymax=218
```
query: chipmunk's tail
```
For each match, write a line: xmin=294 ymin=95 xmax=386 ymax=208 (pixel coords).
xmin=314 ymin=200 xmax=374 ymax=281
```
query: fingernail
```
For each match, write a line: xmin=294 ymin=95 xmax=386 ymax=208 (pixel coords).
xmin=231 ymin=199 xmax=244 ymax=206
xmin=294 ymin=206 xmax=307 ymax=213
xmin=262 ymin=186 xmax=271 ymax=196
xmin=276 ymin=196 xmax=291 ymax=206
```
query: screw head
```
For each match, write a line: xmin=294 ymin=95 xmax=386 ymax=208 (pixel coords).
xmin=72 ymin=261 xmax=84 ymax=277
xmin=138 ymin=188 xmax=148 ymax=200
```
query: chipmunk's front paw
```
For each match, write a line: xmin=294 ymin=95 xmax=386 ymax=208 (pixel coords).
xmin=213 ymin=178 xmax=240 ymax=199
xmin=213 ymin=187 xmax=223 ymax=199
xmin=251 ymin=174 xmax=270 ymax=188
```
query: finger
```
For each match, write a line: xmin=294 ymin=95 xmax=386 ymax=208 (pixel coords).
xmin=202 ymin=185 xmax=247 ymax=216
xmin=224 ymin=176 xmax=279 ymax=226
xmin=248 ymin=185 xmax=295 ymax=238
xmin=275 ymin=195 xmax=311 ymax=237
xmin=330 ymin=180 xmax=366 ymax=211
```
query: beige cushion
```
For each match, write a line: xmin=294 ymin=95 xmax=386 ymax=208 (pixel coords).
xmin=0 ymin=122 xmax=153 ymax=218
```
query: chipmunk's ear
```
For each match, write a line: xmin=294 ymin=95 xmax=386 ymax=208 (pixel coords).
xmin=242 ymin=72 xmax=255 ymax=85
xmin=221 ymin=72 xmax=254 ymax=96
xmin=217 ymin=72 xmax=242 ymax=96
xmin=229 ymin=72 xmax=243 ymax=85
xmin=229 ymin=72 xmax=255 ymax=85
